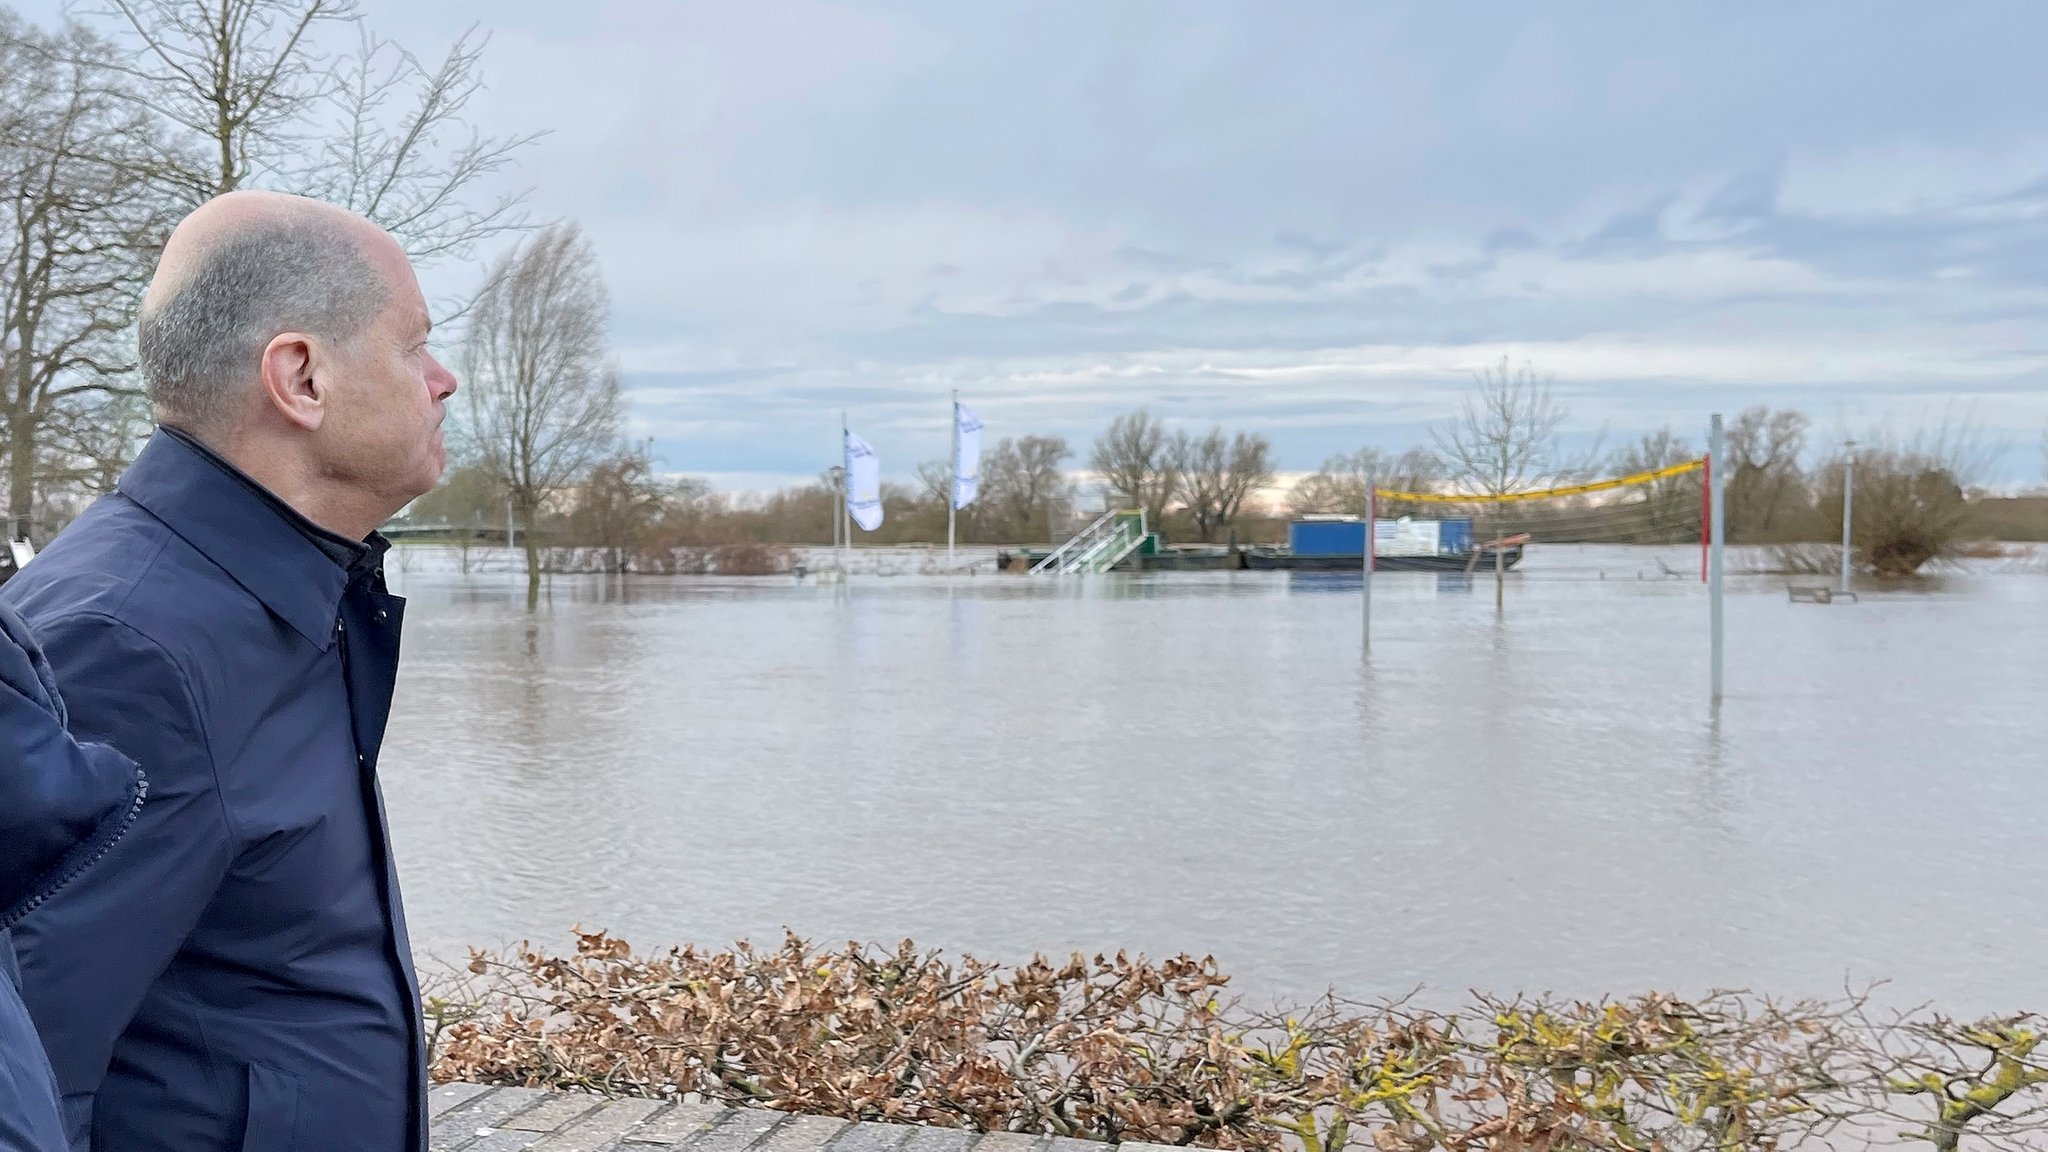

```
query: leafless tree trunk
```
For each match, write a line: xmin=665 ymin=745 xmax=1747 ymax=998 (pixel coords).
xmin=1432 ymin=356 xmax=1577 ymax=609
xmin=1090 ymin=409 xmax=1178 ymax=538
xmin=1172 ymin=428 xmax=1273 ymax=543
xmin=1 ymin=14 xmax=180 ymax=543
xmin=459 ymin=222 xmax=622 ymax=608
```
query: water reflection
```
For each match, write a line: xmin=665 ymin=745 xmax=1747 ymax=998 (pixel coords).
xmin=380 ymin=552 xmax=2048 ymax=1014
xmin=1285 ymin=571 xmax=1478 ymax=597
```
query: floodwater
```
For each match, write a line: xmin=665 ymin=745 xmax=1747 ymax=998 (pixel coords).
xmin=379 ymin=545 xmax=2048 ymax=1014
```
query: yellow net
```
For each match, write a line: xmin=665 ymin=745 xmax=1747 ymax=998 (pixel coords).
xmin=1367 ymin=459 xmax=1708 ymax=553
xmin=1375 ymin=459 xmax=1704 ymax=505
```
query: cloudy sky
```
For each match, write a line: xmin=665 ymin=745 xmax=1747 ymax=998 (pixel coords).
xmin=32 ymin=0 xmax=2048 ymax=487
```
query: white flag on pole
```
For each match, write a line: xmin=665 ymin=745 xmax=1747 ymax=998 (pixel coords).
xmin=844 ymin=429 xmax=883 ymax=531
xmin=952 ymin=403 xmax=984 ymax=509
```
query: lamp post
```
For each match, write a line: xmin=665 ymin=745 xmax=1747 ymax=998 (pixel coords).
xmin=1840 ymin=441 xmax=1856 ymax=597
xmin=828 ymin=465 xmax=846 ymax=552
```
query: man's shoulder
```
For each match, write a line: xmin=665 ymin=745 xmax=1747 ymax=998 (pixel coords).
xmin=5 ymin=494 xmax=273 ymax=668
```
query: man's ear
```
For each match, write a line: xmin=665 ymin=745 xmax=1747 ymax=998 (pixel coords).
xmin=258 ymin=332 xmax=327 ymax=432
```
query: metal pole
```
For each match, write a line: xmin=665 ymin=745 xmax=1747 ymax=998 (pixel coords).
xmin=948 ymin=390 xmax=958 ymax=568
xmin=1699 ymin=453 xmax=1711 ymax=583
xmin=1494 ymin=517 xmax=1505 ymax=613
xmin=1840 ymin=443 xmax=1856 ymax=597
xmin=1709 ymin=413 xmax=1726 ymax=705
xmin=506 ymin=495 xmax=516 ymax=552
xmin=1362 ymin=468 xmax=1376 ymax=656
xmin=840 ymin=412 xmax=850 ymax=574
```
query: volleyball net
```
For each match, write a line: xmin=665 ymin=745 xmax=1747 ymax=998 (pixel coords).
xmin=1370 ymin=459 xmax=1709 ymax=580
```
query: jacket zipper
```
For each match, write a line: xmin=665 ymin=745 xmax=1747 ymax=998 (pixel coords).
xmin=1 ymin=767 xmax=148 ymax=931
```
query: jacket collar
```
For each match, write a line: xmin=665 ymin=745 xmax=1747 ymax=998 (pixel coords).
xmin=159 ymin=424 xmax=371 ymax=571
xmin=118 ymin=430 xmax=357 ymax=650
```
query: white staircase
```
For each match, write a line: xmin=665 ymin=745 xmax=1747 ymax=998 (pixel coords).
xmin=1030 ymin=510 xmax=1148 ymax=575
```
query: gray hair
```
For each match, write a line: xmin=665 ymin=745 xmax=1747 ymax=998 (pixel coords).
xmin=140 ymin=213 xmax=390 ymax=430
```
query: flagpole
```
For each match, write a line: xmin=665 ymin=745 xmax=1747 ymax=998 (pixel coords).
xmin=840 ymin=411 xmax=851 ymax=575
xmin=948 ymin=390 xmax=959 ymax=568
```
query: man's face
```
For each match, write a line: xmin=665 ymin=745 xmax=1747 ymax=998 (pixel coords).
xmin=322 ymin=239 xmax=458 ymax=515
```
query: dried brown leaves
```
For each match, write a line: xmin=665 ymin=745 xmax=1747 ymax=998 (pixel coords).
xmin=425 ymin=931 xmax=2048 ymax=1151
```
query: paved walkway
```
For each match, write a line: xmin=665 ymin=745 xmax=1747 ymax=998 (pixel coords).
xmin=429 ymin=1083 xmax=1179 ymax=1152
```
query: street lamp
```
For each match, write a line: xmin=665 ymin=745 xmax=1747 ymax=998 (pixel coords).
xmin=827 ymin=465 xmax=846 ymax=550
xmin=1839 ymin=441 xmax=1857 ymax=596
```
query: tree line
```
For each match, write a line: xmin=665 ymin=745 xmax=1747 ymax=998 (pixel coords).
xmin=409 ymin=413 xmax=1291 ymax=565
xmin=415 ymin=356 xmax=2031 ymax=581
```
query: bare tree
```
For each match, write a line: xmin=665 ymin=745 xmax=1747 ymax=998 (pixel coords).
xmin=460 ymin=222 xmax=622 ymax=606
xmin=1090 ymin=409 xmax=1178 ymax=536
xmin=1432 ymin=357 xmax=1577 ymax=497
xmin=34 ymin=390 xmax=154 ymax=502
xmin=568 ymin=441 xmax=668 ymax=574
xmin=981 ymin=435 xmax=1072 ymax=543
xmin=403 ymin=461 xmax=502 ymax=527
xmin=1288 ymin=446 xmax=1442 ymax=518
xmin=1611 ymin=426 xmax=1701 ymax=544
xmin=1725 ymin=405 xmax=1811 ymax=542
xmin=898 ymin=457 xmax=957 ymax=543
xmin=1432 ymin=357 xmax=1578 ymax=607
xmin=89 ymin=0 xmax=533 ymax=265
xmin=640 ymin=475 xmax=721 ymax=553
xmin=912 ymin=457 xmax=952 ymax=508
xmin=1172 ymin=428 xmax=1273 ymax=543
xmin=1817 ymin=422 xmax=1988 ymax=576
xmin=1 ymin=14 xmax=180 ymax=543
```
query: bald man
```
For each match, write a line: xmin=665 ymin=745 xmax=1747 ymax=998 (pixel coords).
xmin=0 ymin=191 xmax=458 ymax=1151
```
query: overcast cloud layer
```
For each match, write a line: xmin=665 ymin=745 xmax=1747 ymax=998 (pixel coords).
xmin=32 ymin=0 xmax=2048 ymax=487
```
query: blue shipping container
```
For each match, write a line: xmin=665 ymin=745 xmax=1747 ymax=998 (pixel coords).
xmin=1288 ymin=518 xmax=1475 ymax=556
xmin=1289 ymin=519 xmax=1367 ymax=555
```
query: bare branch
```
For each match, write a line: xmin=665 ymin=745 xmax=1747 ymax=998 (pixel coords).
xmin=977 ymin=435 xmax=1073 ymax=544
xmin=301 ymin=23 xmax=542 ymax=267
xmin=83 ymin=0 xmax=360 ymax=193
xmin=1171 ymin=427 xmax=1273 ymax=543
xmin=75 ymin=2 xmax=538 ymax=266
xmin=1430 ymin=356 xmax=1575 ymax=498
xmin=1090 ymin=409 xmax=1179 ymax=533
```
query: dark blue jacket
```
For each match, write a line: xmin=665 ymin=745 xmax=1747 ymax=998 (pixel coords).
xmin=1 ymin=430 xmax=424 ymax=1152
xmin=1 ymin=603 xmax=146 ymax=1152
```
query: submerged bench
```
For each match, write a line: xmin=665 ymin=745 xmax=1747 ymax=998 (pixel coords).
xmin=1786 ymin=583 xmax=1857 ymax=604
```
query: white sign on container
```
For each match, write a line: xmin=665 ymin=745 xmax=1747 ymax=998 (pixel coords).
xmin=1373 ymin=518 xmax=1441 ymax=557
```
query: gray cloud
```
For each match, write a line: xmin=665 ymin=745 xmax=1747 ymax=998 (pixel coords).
xmin=16 ymin=0 xmax=2046 ymax=483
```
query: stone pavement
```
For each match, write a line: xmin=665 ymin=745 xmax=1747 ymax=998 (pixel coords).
xmin=429 ymin=1083 xmax=1180 ymax=1152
